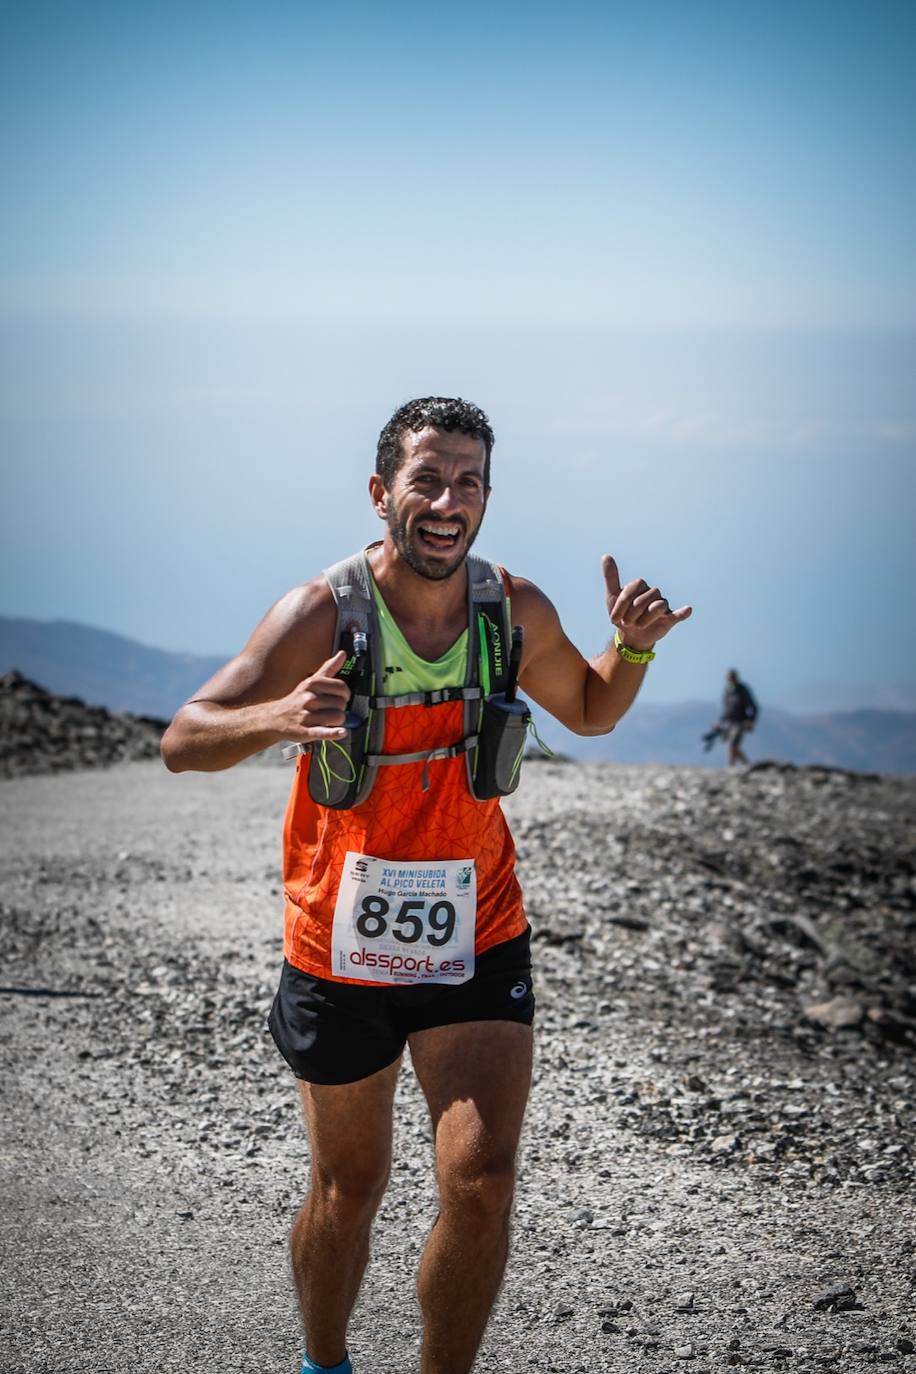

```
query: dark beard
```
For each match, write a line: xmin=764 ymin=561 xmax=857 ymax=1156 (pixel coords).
xmin=386 ymin=510 xmax=481 ymax=582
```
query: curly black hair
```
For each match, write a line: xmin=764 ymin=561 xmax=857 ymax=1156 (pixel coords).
xmin=375 ymin=397 xmax=494 ymax=489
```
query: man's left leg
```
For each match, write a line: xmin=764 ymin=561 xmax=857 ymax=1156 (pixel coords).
xmin=408 ymin=1019 xmax=533 ymax=1374
xmin=728 ymin=725 xmax=749 ymax=766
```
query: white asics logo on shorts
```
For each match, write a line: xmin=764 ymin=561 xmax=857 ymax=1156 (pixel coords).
xmin=510 ymin=982 xmax=528 ymax=1000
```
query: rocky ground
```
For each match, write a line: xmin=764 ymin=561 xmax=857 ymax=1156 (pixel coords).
xmin=0 ymin=671 xmax=165 ymax=776
xmin=1 ymin=755 xmax=914 ymax=1374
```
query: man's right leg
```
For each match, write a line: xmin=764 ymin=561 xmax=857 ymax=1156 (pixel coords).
xmin=291 ymin=1059 xmax=402 ymax=1367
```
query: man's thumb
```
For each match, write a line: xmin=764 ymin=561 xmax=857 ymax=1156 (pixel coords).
xmin=317 ymin=648 xmax=348 ymax=676
xmin=602 ymin=553 xmax=622 ymax=600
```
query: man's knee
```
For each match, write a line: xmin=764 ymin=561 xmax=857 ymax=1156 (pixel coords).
xmin=311 ymin=1158 xmax=391 ymax=1216
xmin=438 ymin=1154 xmax=517 ymax=1223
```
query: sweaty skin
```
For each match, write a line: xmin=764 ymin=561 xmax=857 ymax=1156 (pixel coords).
xmin=160 ymin=429 xmax=690 ymax=772
xmin=160 ymin=423 xmax=691 ymax=1374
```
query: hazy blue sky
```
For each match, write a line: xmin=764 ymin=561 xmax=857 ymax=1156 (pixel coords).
xmin=2 ymin=0 xmax=914 ymax=710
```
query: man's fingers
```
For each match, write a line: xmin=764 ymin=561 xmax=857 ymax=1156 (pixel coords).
xmin=307 ymin=725 xmax=350 ymax=740
xmin=306 ymin=676 xmax=351 ymax=700
xmin=611 ymin=593 xmax=693 ymax=647
xmin=303 ymin=648 xmax=351 ymax=698
xmin=305 ymin=706 xmax=349 ymax=726
xmin=627 ymin=587 xmax=665 ymax=621
xmin=287 ymin=651 xmax=351 ymax=724
xmin=611 ymin=578 xmax=649 ymax=623
xmin=614 ymin=586 xmax=692 ymax=630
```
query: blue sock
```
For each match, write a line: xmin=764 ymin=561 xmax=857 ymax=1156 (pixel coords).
xmin=300 ymin=1353 xmax=352 ymax=1374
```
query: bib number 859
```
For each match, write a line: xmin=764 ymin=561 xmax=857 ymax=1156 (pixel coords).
xmin=355 ymin=895 xmax=456 ymax=946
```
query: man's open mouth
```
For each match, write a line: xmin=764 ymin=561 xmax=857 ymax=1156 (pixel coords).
xmin=416 ymin=522 xmax=463 ymax=551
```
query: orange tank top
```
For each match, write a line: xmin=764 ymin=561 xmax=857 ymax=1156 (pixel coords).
xmin=281 ymin=579 xmax=527 ymax=984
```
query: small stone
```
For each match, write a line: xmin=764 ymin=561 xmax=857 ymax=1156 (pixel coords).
xmin=898 ymin=1337 xmax=915 ymax=1355
xmin=676 ymin=1291 xmax=696 ymax=1311
xmin=674 ymin=1344 xmax=696 ymax=1360
xmin=813 ymin=1281 xmax=857 ymax=1312
xmin=804 ymin=995 xmax=864 ymax=1030
xmin=711 ymin=1133 xmax=740 ymax=1155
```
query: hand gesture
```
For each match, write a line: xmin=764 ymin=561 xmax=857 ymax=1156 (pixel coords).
xmin=602 ymin=554 xmax=692 ymax=653
xmin=272 ymin=650 xmax=352 ymax=743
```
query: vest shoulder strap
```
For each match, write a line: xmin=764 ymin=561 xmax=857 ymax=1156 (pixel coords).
xmin=315 ymin=548 xmax=513 ymax=803
xmin=466 ymin=553 xmax=512 ymax=696
xmin=316 ymin=551 xmax=385 ymax=803
xmin=323 ymin=548 xmax=511 ymax=697
xmin=321 ymin=550 xmax=383 ymax=697
xmin=463 ymin=555 xmax=512 ymax=795
xmin=322 ymin=549 xmax=373 ymax=628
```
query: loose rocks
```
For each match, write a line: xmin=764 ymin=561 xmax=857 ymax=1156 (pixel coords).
xmin=0 ymin=670 xmax=166 ymax=776
xmin=2 ymin=758 xmax=916 ymax=1372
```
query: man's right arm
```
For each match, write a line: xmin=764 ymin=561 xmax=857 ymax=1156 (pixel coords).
xmin=159 ymin=578 xmax=351 ymax=773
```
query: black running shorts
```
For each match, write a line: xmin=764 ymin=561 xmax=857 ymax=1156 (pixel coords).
xmin=268 ymin=926 xmax=535 ymax=1085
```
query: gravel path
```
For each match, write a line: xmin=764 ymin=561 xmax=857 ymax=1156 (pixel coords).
xmin=1 ymin=759 xmax=914 ymax=1373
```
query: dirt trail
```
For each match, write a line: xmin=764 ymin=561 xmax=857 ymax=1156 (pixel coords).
xmin=1 ymin=760 xmax=914 ymax=1373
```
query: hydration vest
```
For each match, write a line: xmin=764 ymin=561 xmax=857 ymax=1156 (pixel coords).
xmin=283 ymin=548 xmax=533 ymax=807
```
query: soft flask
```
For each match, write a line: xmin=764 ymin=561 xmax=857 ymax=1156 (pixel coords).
xmin=470 ymin=627 xmax=532 ymax=799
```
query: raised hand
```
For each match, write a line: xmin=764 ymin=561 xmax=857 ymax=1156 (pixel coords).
xmin=271 ymin=649 xmax=352 ymax=743
xmin=602 ymin=554 xmax=692 ymax=654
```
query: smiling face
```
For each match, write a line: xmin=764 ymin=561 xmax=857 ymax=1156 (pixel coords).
xmin=370 ymin=426 xmax=490 ymax=581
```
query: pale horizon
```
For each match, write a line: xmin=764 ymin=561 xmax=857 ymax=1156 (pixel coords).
xmin=3 ymin=2 xmax=914 ymax=716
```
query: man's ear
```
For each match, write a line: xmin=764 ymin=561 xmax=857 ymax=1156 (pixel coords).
xmin=368 ymin=473 xmax=388 ymax=519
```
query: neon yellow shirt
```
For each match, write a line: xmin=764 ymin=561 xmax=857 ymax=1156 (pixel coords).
xmin=371 ymin=577 xmax=468 ymax=694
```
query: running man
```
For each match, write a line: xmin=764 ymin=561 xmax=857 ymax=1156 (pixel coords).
xmin=160 ymin=396 xmax=692 ymax=1374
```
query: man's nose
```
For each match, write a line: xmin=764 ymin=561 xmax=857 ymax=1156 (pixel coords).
xmin=429 ymin=484 xmax=459 ymax=512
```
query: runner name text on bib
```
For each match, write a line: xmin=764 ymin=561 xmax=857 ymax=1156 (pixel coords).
xmin=331 ymin=852 xmax=477 ymax=985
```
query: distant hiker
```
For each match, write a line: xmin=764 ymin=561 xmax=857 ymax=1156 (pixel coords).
xmin=160 ymin=396 xmax=692 ymax=1374
xmin=703 ymin=668 xmax=758 ymax=766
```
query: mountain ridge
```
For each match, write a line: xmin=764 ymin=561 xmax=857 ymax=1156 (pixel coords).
xmin=0 ymin=615 xmax=225 ymax=718
xmin=3 ymin=614 xmax=914 ymax=774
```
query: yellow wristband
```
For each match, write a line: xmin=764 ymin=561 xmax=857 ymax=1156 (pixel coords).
xmin=614 ymin=630 xmax=656 ymax=665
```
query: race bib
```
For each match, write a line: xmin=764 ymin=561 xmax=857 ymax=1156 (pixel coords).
xmin=331 ymin=852 xmax=476 ymax=986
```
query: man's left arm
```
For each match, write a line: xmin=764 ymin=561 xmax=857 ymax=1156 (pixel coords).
xmin=510 ymin=554 xmax=692 ymax=736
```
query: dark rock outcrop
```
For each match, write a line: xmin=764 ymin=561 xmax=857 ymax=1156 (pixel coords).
xmin=0 ymin=670 xmax=166 ymax=777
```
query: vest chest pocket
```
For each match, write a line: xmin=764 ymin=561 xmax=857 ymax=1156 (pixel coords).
xmin=469 ymin=695 xmax=531 ymax=800
xmin=307 ymin=716 xmax=370 ymax=809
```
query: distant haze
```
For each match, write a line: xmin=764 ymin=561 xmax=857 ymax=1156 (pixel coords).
xmin=2 ymin=3 xmax=914 ymax=714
